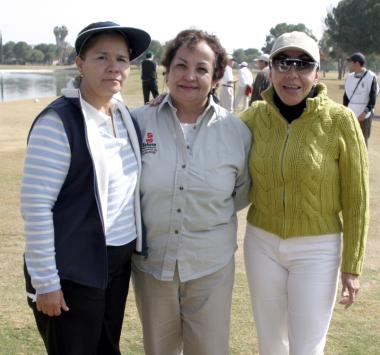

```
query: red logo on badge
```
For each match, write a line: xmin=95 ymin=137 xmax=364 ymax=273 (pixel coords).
xmin=142 ymin=131 xmax=158 ymax=154
xmin=146 ymin=132 xmax=154 ymax=144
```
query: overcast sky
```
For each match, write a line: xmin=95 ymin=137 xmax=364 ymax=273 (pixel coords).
xmin=1 ymin=0 xmax=340 ymax=53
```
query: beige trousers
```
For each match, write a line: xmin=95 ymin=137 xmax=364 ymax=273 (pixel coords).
xmin=132 ymin=258 xmax=235 ymax=355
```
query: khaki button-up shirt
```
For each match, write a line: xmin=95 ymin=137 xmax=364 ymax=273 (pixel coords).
xmin=132 ymin=95 xmax=251 ymax=281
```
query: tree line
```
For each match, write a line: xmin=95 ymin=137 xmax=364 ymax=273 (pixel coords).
xmin=0 ymin=25 xmax=76 ymax=65
xmin=1 ymin=0 xmax=379 ymax=76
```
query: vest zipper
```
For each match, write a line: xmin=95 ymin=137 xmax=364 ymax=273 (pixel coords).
xmin=83 ymin=121 xmax=106 ymax=236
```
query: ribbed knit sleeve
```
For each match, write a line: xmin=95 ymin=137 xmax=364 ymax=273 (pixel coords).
xmin=337 ymin=109 xmax=369 ymax=275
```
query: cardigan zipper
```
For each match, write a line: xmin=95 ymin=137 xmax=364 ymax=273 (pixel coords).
xmin=280 ymin=123 xmax=291 ymax=237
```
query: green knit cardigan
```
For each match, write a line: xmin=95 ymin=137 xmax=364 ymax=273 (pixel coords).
xmin=240 ymin=83 xmax=369 ymax=275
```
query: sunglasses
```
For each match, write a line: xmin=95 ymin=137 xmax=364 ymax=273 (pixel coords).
xmin=271 ymin=58 xmax=318 ymax=73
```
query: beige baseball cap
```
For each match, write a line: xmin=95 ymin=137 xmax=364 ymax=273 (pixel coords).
xmin=255 ymin=54 xmax=270 ymax=63
xmin=269 ymin=31 xmax=320 ymax=65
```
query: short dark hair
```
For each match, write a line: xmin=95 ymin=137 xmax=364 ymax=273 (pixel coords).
xmin=161 ymin=29 xmax=227 ymax=81
xmin=347 ymin=52 xmax=365 ymax=66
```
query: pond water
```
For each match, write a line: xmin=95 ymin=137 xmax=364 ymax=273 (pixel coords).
xmin=0 ymin=70 xmax=77 ymax=102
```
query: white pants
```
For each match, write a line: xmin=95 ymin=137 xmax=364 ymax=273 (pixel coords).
xmin=132 ymin=258 xmax=235 ymax=355
xmin=234 ymin=86 xmax=249 ymax=111
xmin=219 ymin=86 xmax=234 ymax=112
xmin=244 ymin=224 xmax=341 ymax=355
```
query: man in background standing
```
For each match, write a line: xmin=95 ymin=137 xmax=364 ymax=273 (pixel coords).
xmin=343 ymin=52 xmax=379 ymax=146
xmin=249 ymin=54 xmax=270 ymax=105
xmin=141 ymin=51 xmax=159 ymax=104
xmin=219 ymin=54 xmax=236 ymax=112
xmin=234 ymin=62 xmax=253 ymax=111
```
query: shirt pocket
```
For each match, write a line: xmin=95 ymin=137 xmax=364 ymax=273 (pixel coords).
xmin=187 ymin=155 xmax=237 ymax=197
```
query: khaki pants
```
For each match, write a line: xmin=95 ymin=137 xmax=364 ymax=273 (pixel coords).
xmin=132 ymin=259 xmax=235 ymax=355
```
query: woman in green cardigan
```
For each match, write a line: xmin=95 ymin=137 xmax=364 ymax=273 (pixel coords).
xmin=241 ymin=31 xmax=368 ymax=355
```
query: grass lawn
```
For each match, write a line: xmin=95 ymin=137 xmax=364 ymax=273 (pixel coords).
xmin=0 ymin=67 xmax=379 ymax=354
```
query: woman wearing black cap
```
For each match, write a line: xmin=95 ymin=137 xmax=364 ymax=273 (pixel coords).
xmin=20 ymin=21 xmax=150 ymax=354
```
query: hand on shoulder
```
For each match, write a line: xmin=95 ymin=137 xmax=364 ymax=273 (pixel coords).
xmin=148 ymin=93 xmax=167 ymax=107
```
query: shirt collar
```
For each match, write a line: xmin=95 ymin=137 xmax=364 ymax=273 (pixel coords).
xmin=79 ymin=92 xmax=117 ymax=128
xmin=158 ymin=94 xmax=217 ymax=122
xmin=354 ymin=69 xmax=367 ymax=78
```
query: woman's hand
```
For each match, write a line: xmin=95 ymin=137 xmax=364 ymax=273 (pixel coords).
xmin=148 ymin=93 xmax=167 ymax=106
xmin=37 ymin=290 xmax=69 ymax=316
xmin=339 ymin=272 xmax=360 ymax=309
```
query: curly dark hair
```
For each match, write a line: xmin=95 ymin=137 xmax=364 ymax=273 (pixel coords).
xmin=161 ymin=29 xmax=228 ymax=81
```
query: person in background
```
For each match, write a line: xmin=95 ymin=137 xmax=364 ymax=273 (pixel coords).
xmin=219 ymin=54 xmax=236 ymax=112
xmin=132 ymin=29 xmax=251 ymax=355
xmin=241 ymin=31 xmax=369 ymax=355
xmin=249 ymin=53 xmax=270 ymax=104
xmin=20 ymin=21 xmax=150 ymax=355
xmin=343 ymin=52 xmax=379 ymax=147
xmin=234 ymin=61 xmax=253 ymax=111
xmin=141 ymin=51 xmax=159 ymax=104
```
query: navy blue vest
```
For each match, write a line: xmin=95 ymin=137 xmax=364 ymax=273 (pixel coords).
xmin=25 ymin=96 xmax=143 ymax=291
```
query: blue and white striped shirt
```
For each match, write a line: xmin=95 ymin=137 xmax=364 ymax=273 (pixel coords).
xmin=21 ymin=99 xmax=138 ymax=294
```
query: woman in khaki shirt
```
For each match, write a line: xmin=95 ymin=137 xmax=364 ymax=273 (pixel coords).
xmin=132 ymin=29 xmax=251 ymax=355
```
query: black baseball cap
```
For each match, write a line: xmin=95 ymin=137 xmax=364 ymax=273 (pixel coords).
xmin=75 ymin=21 xmax=151 ymax=60
xmin=347 ymin=52 xmax=366 ymax=66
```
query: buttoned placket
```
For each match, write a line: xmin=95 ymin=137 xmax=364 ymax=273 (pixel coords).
xmin=160 ymin=106 xmax=210 ymax=281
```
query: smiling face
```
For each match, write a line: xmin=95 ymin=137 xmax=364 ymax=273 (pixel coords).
xmin=166 ymin=40 xmax=217 ymax=110
xmin=75 ymin=32 xmax=130 ymax=108
xmin=270 ymin=50 xmax=319 ymax=106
